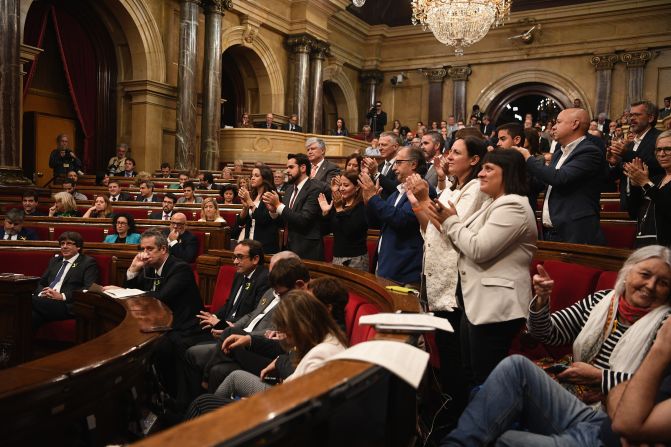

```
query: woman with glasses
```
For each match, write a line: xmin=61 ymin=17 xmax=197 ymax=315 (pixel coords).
xmin=104 ymin=213 xmax=141 ymax=244
xmin=237 ymin=164 xmax=280 ymax=254
xmin=624 ymin=129 xmax=671 ymax=247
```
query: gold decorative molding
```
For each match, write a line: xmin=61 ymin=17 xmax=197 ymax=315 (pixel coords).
xmin=447 ymin=65 xmax=472 ymax=81
xmin=203 ymin=0 xmax=232 ymax=15
xmin=240 ymin=16 xmax=261 ymax=45
xmin=311 ymin=40 xmax=330 ymax=59
xmin=589 ymin=53 xmax=619 ymax=71
xmin=620 ymin=50 xmax=653 ymax=68
xmin=286 ymin=34 xmax=317 ymax=54
xmin=422 ymin=68 xmax=447 ymax=83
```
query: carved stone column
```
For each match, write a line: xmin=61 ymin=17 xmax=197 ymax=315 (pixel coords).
xmin=621 ymin=50 xmax=652 ymax=106
xmin=423 ymin=68 xmax=447 ymax=125
xmin=287 ymin=34 xmax=314 ymax=130
xmin=175 ymin=0 xmax=201 ymax=172
xmin=0 ymin=0 xmax=31 ymax=186
xmin=448 ymin=65 xmax=472 ymax=122
xmin=589 ymin=54 xmax=618 ymax=117
xmin=360 ymin=70 xmax=383 ymax=111
xmin=308 ymin=41 xmax=329 ymax=134
xmin=200 ymin=0 xmax=231 ymax=170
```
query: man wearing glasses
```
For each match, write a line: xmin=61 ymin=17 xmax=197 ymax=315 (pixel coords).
xmin=366 ymin=101 xmax=387 ymax=137
xmin=32 ymin=232 xmax=99 ymax=328
xmin=164 ymin=213 xmax=199 ymax=263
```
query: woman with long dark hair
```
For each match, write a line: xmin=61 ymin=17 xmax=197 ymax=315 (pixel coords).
xmin=237 ymin=163 xmax=280 ymax=253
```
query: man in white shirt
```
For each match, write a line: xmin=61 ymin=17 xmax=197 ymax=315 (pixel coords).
xmin=108 ymin=180 xmax=132 ymax=201
xmin=306 ymin=137 xmax=339 ymax=185
xmin=363 ymin=131 xmax=400 ymax=200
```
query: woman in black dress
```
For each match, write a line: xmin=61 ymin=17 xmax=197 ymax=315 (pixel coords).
xmin=237 ymin=163 xmax=280 ymax=254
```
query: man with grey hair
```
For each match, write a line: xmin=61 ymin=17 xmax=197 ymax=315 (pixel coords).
xmin=595 ymin=112 xmax=610 ymax=135
xmin=107 ymin=143 xmax=129 ymax=175
xmin=0 ymin=209 xmax=37 ymax=240
xmin=306 ymin=137 xmax=340 ymax=185
xmin=363 ymin=131 xmax=401 ymax=200
xmin=281 ymin=113 xmax=303 ymax=132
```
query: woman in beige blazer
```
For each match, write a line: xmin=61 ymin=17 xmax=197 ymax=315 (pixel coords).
xmin=427 ymin=148 xmax=537 ymax=386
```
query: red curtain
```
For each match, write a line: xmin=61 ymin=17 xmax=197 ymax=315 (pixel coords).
xmin=22 ymin=2 xmax=50 ymax=97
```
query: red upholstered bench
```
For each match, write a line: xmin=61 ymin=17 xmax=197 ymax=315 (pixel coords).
xmin=323 ymin=236 xmax=334 ymax=263
xmin=600 ymin=200 xmax=622 ymax=212
xmin=53 ymin=226 xmax=108 ymax=243
xmin=345 ymin=292 xmax=380 ymax=345
xmin=207 ymin=264 xmax=237 ymax=312
xmin=601 ymin=220 xmax=637 ymax=249
xmin=111 ymin=206 xmax=152 ymax=219
xmin=23 ymin=225 xmax=50 ymax=240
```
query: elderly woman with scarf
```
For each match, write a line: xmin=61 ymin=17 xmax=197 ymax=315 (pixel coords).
xmin=529 ymin=245 xmax=671 ymax=401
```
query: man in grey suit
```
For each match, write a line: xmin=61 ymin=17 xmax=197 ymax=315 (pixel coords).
xmin=184 ymin=254 xmax=308 ymax=393
xmin=306 ymin=137 xmax=340 ymax=186
xmin=421 ymin=131 xmax=444 ymax=188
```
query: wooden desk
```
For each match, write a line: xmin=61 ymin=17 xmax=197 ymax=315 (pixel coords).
xmin=0 ymin=275 xmax=39 ymax=366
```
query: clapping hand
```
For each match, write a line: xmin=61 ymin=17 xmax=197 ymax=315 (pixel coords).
xmin=238 ymin=187 xmax=252 ymax=206
xmin=425 ymin=199 xmax=457 ymax=229
xmin=362 ymin=157 xmax=379 ymax=174
xmin=262 ymin=190 xmax=281 ymax=213
xmin=623 ymin=157 xmax=650 ymax=187
xmin=358 ymin=171 xmax=380 ymax=203
xmin=405 ymin=174 xmax=430 ymax=203
xmin=318 ymin=193 xmax=332 ymax=215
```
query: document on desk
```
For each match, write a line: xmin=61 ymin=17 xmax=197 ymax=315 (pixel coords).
xmin=328 ymin=340 xmax=429 ymax=388
xmin=103 ymin=288 xmax=145 ymax=299
xmin=359 ymin=313 xmax=454 ymax=333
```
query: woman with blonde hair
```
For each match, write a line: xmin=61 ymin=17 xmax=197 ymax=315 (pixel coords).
xmin=198 ymin=197 xmax=226 ymax=223
xmin=82 ymin=194 xmax=113 ymax=218
xmin=49 ymin=191 xmax=79 ymax=217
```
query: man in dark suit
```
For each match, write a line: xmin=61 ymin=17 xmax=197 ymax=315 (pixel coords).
xmin=273 ymin=169 xmax=288 ymax=194
xmin=255 ymin=112 xmax=278 ymax=130
xmin=165 ymin=212 xmax=199 ymax=263
xmin=366 ymin=100 xmax=387 ymax=137
xmin=361 ymin=147 xmax=435 ymax=286
xmin=136 ymin=180 xmax=161 ymax=203
xmin=1 ymin=209 xmax=38 ymax=241
xmin=196 ymin=240 xmax=270 ymax=328
xmin=107 ymin=180 xmax=133 ymax=202
xmin=22 ymin=191 xmax=47 ymax=216
xmin=107 ymin=228 xmax=205 ymax=404
xmin=281 ymin=114 xmax=303 ymax=132
xmin=306 ymin=137 xmax=340 ymax=187
xmin=659 ymin=96 xmax=670 ymax=120
xmin=607 ymin=100 xmax=662 ymax=215
xmin=32 ymin=231 xmax=99 ymax=328
xmin=421 ymin=131 xmax=443 ymax=188
xmin=263 ymin=153 xmax=324 ymax=260
xmin=363 ymin=131 xmax=401 ymax=200
xmin=149 ymin=193 xmax=177 ymax=220
xmin=517 ymin=108 xmax=607 ymax=245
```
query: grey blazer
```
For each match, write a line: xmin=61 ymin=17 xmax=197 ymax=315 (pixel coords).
xmin=233 ymin=288 xmax=278 ymax=335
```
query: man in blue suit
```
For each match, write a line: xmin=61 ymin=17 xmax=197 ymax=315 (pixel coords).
xmin=516 ymin=108 xmax=607 ymax=245
xmin=361 ymin=146 xmax=436 ymax=285
xmin=0 ymin=209 xmax=38 ymax=241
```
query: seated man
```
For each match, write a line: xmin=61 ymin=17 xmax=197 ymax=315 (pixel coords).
xmin=122 ymin=157 xmax=137 ymax=178
xmin=107 ymin=180 xmax=132 ymax=202
xmin=169 ymin=172 xmax=190 ymax=190
xmin=107 ymin=143 xmax=128 ymax=175
xmin=149 ymin=193 xmax=177 ymax=220
xmin=441 ymin=319 xmax=671 ymax=446
xmin=32 ymin=231 xmax=99 ymax=328
xmin=136 ymin=180 xmax=160 ymax=202
xmin=0 ymin=209 xmax=38 ymax=240
xmin=62 ymin=179 xmax=88 ymax=201
xmin=200 ymin=173 xmax=219 ymax=191
xmin=165 ymin=212 xmax=199 ymax=263
xmin=158 ymin=162 xmax=174 ymax=179
xmin=22 ymin=191 xmax=47 ymax=216
xmin=176 ymin=181 xmax=203 ymax=204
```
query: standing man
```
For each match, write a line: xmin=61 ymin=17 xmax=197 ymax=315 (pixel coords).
xmin=107 ymin=143 xmax=129 ymax=175
xmin=281 ymin=114 xmax=303 ymax=132
xmin=262 ymin=153 xmax=323 ymax=260
xmin=306 ymin=137 xmax=340 ymax=186
xmin=516 ymin=108 xmax=606 ymax=245
xmin=150 ymin=193 xmax=177 ymax=220
xmin=363 ymin=131 xmax=400 ymax=200
xmin=421 ymin=131 xmax=444 ymax=188
xmin=360 ymin=147 xmax=435 ymax=286
xmin=136 ymin=180 xmax=160 ymax=203
xmin=608 ymin=100 xmax=662 ymax=214
xmin=22 ymin=191 xmax=47 ymax=216
xmin=273 ymin=170 xmax=287 ymax=194
xmin=366 ymin=101 xmax=388 ymax=137
xmin=659 ymin=96 xmax=671 ymax=120
xmin=108 ymin=180 xmax=132 ymax=202
xmin=32 ymin=232 xmax=99 ymax=328
xmin=48 ymin=134 xmax=83 ymax=182
xmin=0 ymin=209 xmax=38 ymax=240
xmin=165 ymin=213 xmax=200 ymax=263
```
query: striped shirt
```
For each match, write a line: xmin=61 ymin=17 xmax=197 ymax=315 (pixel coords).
xmin=528 ymin=289 xmax=670 ymax=393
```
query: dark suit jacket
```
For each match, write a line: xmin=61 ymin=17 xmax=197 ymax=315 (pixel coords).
xmin=377 ymin=160 xmax=400 ymax=200
xmin=136 ymin=194 xmax=161 ymax=203
xmin=110 ymin=192 xmax=133 ymax=202
xmin=366 ymin=186 xmax=436 ymax=285
xmin=526 ymin=137 xmax=607 ymax=245
xmin=281 ymin=123 xmax=303 ymax=132
xmin=239 ymin=200 xmax=281 ymax=254
xmin=311 ymin=159 xmax=340 ymax=186
xmin=214 ymin=266 xmax=270 ymax=325
xmin=233 ymin=288 xmax=278 ymax=334
xmin=255 ymin=122 xmax=279 ymax=130
xmin=279 ymin=179 xmax=324 ymax=260
xmin=163 ymin=229 xmax=199 ymax=263
xmin=34 ymin=254 xmax=99 ymax=308
xmin=125 ymin=255 xmax=203 ymax=334
xmin=0 ymin=227 xmax=38 ymax=240
xmin=24 ymin=210 xmax=48 ymax=217
xmin=149 ymin=210 xmax=174 ymax=220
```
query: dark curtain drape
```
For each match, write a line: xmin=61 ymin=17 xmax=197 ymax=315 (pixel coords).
xmin=22 ymin=2 xmax=49 ymax=97
xmin=22 ymin=3 xmax=98 ymax=171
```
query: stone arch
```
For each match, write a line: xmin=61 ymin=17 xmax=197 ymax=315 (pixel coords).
xmin=473 ymin=69 xmax=593 ymax=120
xmin=221 ymin=26 xmax=285 ymax=115
xmin=323 ymin=64 xmax=359 ymax=132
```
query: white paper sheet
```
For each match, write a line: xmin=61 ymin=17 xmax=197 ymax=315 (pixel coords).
xmin=359 ymin=313 xmax=454 ymax=333
xmin=103 ymin=288 xmax=146 ymax=299
xmin=328 ymin=340 xmax=429 ymax=388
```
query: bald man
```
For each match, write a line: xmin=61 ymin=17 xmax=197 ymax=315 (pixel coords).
xmin=163 ymin=212 xmax=200 ymax=263
xmin=515 ymin=108 xmax=607 ymax=245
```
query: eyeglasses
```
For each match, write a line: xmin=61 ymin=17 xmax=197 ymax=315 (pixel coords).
xmin=232 ymin=254 xmax=250 ymax=261
xmin=393 ymin=159 xmax=412 ymax=165
xmin=116 ymin=221 xmax=129 ymax=226
xmin=656 ymin=146 xmax=671 ymax=156
xmin=170 ymin=222 xmax=186 ymax=228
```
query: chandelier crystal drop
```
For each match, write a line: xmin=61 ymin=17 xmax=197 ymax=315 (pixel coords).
xmin=411 ymin=0 xmax=511 ymax=56
xmin=353 ymin=0 xmax=366 ymax=7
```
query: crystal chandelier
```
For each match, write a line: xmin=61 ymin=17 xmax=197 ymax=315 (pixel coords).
xmin=352 ymin=0 xmax=366 ymax=6
xmin=411 ymin=0 xmax=511 ymax=56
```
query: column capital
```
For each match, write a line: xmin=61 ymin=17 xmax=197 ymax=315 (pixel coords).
xmin=589 ymin=53 xmax=619 ymax=71
xmin=447 ymin=65 xmax=471 ymax=81
xmin=422 ymin=68 xmax=447 ymax=83
xmin=286 ymin=34 xmax=317 ymax=54
xmin=621 ymin=50 xmax=653 ymax=68
xmin=310 ymin=41 xmax=330 ymax=60
xmin=360 ymin=69 xmax=383 ymax=83
xmin=181 ymin=0 xmax=203 ymax=6
xmin=203 ymin=0 xmax=232 ymax=15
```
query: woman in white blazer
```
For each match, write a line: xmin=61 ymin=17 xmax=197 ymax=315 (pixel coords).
xmin=406 ymin=136 xmax=489 ymax=416
xmin=427 ymin=148 xmax=537 ymax=386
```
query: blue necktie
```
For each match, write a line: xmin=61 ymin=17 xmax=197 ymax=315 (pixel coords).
xmin=48 ymin=260 xmax=69 ymax=288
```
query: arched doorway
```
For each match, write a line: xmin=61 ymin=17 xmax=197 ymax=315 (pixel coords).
xmin=487 ymin=82 xmax=568 ymax=126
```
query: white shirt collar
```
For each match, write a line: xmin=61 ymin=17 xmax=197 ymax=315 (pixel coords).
xmin=561 ymin=135 xmax=586 ymax=156
xmin=635 ymin=127 xmax=651 ymax=143
xmin=156 ymin=256 xmax=169 ymax=276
